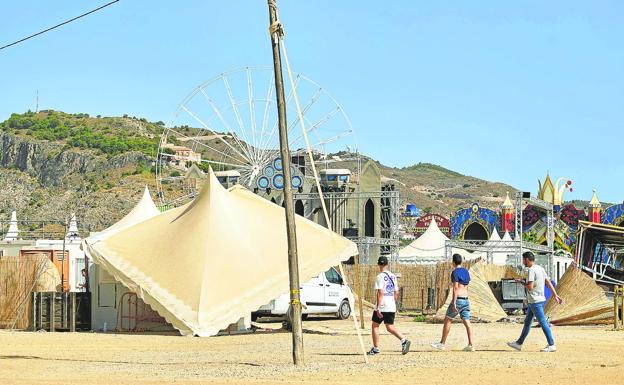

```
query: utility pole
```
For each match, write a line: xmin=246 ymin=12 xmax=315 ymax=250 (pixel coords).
xmin=267 ymin=0 xmax=304 ymax=366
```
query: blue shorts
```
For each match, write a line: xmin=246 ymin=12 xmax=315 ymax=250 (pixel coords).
xmin=445 ymin=298 xmax=471 ymax=320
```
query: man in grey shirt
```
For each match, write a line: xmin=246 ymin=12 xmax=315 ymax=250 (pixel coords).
xmin=507 ymin=252 xmax=562 ymax=352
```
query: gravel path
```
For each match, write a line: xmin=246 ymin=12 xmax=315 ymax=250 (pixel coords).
xmin=0 ymin=315 xmax=622 ymax=385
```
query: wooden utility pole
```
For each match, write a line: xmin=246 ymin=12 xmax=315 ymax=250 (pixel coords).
xmin=267 ymin=0 xmax=304 ymax=366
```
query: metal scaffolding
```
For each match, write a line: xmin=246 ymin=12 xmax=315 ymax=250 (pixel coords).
xmin=293 ymin=188 xmax=400 ymax=264
xmin=445 ymin=192 xmax=554 ymax=274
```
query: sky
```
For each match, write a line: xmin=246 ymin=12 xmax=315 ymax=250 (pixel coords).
xmin=0 ymin=1 xmax=622 ymax=202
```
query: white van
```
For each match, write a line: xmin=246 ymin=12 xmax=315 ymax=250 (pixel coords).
xmin=253 ymin=267 xmax=353 ymax=321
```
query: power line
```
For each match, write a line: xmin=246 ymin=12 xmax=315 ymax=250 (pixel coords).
xmin=0 ymin=0 xmax=120 ymax=51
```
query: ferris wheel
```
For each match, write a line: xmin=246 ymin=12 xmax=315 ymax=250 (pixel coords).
xmin=156 ymin=66 xmax=359 ymax=207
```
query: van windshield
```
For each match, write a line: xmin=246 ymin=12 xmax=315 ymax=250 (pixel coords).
xmin=324 ymin=268 xmax=342 ymax=284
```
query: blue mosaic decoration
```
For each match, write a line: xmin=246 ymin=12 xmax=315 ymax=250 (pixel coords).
xmin=450 ymin=203 xmax=500 ymax=239
xmin=602 ymin=204 xmax=624 ymax=226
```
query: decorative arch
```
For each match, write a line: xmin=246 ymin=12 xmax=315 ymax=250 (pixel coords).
xmin=450 ymin=203 xmax=500 ymax=239
xmin=602 ymin=204 xmax=624 ymax=227
xmin=462 ymin=222 xmax=489 ymax=241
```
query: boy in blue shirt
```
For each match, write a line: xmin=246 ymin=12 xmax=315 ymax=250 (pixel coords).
xmin=431 ymin=253 xmax=475 ymax=351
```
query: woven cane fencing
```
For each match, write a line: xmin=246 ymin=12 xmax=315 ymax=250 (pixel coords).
xmin=342 ymin=260 xmax=478 ymax=312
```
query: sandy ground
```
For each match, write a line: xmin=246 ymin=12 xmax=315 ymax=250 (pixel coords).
xmin=0 ymin=315 xmax=623 ymax=385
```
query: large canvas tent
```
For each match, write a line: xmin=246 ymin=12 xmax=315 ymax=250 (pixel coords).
xmin=86 ymin=170 xmax=358 ymax=336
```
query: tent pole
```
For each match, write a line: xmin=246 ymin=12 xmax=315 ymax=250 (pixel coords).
xmin=338 ymin=263 xmax=369 ymax=364
xmin=267 ymin=0 xmax=304 ymax=366
xmin=354 ymin=254 xmax=365 ymax=329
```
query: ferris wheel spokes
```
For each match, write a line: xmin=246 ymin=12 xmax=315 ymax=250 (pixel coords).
xmin=180 ymin=106 xmax=250 ymax=166
xmin=157 ymin=67 xmax=358 ymax=207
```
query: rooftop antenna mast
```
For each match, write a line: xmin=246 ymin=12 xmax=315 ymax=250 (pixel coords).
xmin=267 ymin=0 xmax=304 ymax=366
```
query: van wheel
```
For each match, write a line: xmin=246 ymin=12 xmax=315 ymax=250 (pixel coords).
xmin=337 ymin=300 xmax=351 ymax=320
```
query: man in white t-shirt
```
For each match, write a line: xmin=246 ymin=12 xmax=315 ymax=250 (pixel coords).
xmin=367 ymin=256 xmax=411 ymax=356
xmin=507 ymin=251 xmax=563 ymax=353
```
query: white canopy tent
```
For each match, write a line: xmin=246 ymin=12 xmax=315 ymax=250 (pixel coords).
xmin=398 ymin=219 xmax=449 ymax=263
xmin=485 ymin=228 xmax=513 ymax=265
xmin=86 ymin=186 xmax=160 ymax=243
xmin=85 ymin=170 xmax=358 ymax=336
xmin=398 ymin=220 xmax=479 ymax=264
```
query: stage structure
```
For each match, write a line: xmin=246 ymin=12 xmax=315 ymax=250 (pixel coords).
xmin=293 ymin=187 xmax=399 ymax=264
xmin=155 ymin=67 xmax=398 ymax=263
xmin=445 ymin=192 xmax=555 ymax=276
xmin=576 ymin=221 xmax=624 ymax=287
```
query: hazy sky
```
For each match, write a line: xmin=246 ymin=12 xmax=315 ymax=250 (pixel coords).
xmin=1 ymin=1 xmax=622 ymax=202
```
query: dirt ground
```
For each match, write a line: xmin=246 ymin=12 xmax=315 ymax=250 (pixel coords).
xmin=0 ymin=315 xmax=623 ymax=385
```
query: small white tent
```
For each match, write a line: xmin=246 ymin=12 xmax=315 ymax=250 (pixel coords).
xmin=398 ymin=220 xmax=485 ymax=263
xmin=399 ymin=219 xmax=448 ymax=263
xmin=86 ymin=171 xmax=358 ymax=336
xmin=485 ymin=228 xmax=512 ymax=265
xmin=87 ymin=186 xmax=160 ymax=242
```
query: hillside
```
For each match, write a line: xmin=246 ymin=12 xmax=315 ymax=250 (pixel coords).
xmin=0 ymin=110 xmax=520 ymax=231
xmin=0 ymin=111 xmax=158 ymax=231
xmin=380 ymin=162 xmax=518 ymax=216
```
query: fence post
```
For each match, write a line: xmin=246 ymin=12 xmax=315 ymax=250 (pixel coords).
xmin=70 ymin=292 xmax=76 ymax=332
xmin=49 ymin=293 xmax=55 ymax=332
xmin=615 ymin=286 xmax=621 ymax=331
xmin=31 ymin=292 xmax=37 ymax=331
xmin=37 ymin=292 xmax=43 ymax=331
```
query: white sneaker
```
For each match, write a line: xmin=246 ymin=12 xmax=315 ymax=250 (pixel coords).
xmin=540 ymin=345 xmax=557 ymax=352
xmin=507 ymin=341 xmax=522 ymax=351
xmin=430 ymin=342 xmax=445 ymax=351
xmin=463 ymin=345 xmax=475 ymax=352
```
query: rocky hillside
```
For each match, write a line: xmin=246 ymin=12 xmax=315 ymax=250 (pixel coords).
xmin=0 ymin=111 xmax=159 ymax=232
xmin=0 ymin=110 xmax=521 ymax=232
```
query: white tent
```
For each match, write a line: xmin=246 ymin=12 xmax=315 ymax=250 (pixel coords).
xmin=399 ymin=219 xmax=449 ymax=263
xmin=3 ymin=210 xmax=19 ymax=241
xmin=399 ymin=220 xmax=485 ymax=263
xmin=84 ymin=186 xmax=162 ymax=331
xmin=485 ymin=228 xmax=511 ymax=265
xmin=88 ymin=186 xmax=160 ymax=243
xmin=86 ymin=170 xmax=357 ymax=336
xmin=488 ymin=228 xmax=501 ymax=242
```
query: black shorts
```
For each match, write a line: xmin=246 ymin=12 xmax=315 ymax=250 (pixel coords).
xmin=372 ymin=311 xmax=396 ymax=325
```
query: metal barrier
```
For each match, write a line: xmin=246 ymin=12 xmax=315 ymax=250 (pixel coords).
xmin=31 ymin=292 xmax=90 ymax=332
xmin=116 ymin=292 xmax=168 ymax=332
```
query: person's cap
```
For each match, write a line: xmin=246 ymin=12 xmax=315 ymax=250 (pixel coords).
xmin=377 ymin=256 xmax=389 ymax=266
